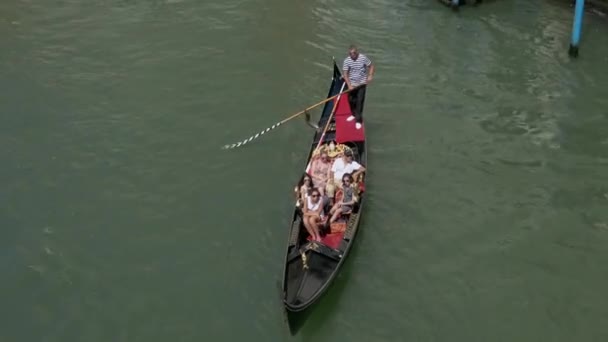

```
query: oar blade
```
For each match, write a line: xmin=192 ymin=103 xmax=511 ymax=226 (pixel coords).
xmin=220 ymin=122 xmax=282 ymax=150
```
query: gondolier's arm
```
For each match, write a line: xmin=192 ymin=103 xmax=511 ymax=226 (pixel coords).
xmin=342 ymin=67 xmax=352 ymax=89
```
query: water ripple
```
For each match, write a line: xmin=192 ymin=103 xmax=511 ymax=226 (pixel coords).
xmin=2 ymin=0 xmax=608 ymax=341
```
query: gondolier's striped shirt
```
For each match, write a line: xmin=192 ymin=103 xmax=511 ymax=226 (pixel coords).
xmin=343 ymin=54 xmax=372 ymax=87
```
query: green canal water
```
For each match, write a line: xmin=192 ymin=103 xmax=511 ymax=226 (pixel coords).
xmin=1 ymin=0 xmax=608 ymax=341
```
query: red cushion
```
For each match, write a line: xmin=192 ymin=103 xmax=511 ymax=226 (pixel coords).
xmin=321 ymin=232 xmax=344 ymax=249
xmin=306 ymin=232 xmax=344 ymax=249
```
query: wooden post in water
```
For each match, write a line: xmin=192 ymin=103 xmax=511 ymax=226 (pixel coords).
xmin=568 ymin=0 xmax=585 ymax=57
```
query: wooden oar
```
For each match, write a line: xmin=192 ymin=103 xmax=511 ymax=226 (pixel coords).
xmin=221 ymin=85 xmax=362 ymax=150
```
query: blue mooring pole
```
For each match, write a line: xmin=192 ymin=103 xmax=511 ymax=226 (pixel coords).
xmin=451 ymin=0 xmax=459 ymax=10
xmin=569 ymin=0 xmax=585 ymax=57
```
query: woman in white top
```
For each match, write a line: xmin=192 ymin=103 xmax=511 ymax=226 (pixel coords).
xmin=302 ymin=188 xmax=324 ymax=242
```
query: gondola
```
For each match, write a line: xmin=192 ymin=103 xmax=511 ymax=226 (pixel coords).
xmin=280 ymin=60 xmax=368 ymax=327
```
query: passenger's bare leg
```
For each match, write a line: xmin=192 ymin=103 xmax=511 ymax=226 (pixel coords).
xmin=308 ymin=216 xmax=321 ymax=241
xmin=330 ymin=207 xmax=342 ymax=224
xmin=303 ymin=217 xmax=316 ymax=239
xmin=329 ymin=202 xmax=340 ymax=214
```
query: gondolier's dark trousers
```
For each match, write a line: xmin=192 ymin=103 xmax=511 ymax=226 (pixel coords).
xmin=348 ymin=84 xmax=366 ymax=124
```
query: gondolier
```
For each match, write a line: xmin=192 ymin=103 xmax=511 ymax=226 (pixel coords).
xmin=342 ymin=45 xmax=374 ymax=130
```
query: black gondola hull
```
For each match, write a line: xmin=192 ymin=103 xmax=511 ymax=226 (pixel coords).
xmin=280 ymin=60 xmax=368 ymax=326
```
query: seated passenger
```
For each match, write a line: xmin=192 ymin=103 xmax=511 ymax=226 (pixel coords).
xmin=326 ymin=149 xmax=365 ymax=198
xmin=328 ymin=173 xmax=356 ymax=224
xmin=300 ymin=173 xmax=313 ymax=200
xmin=309 ymin=150 xmax=332 ymax=196
xmin=302 ymin=188 xmax=324 ymax=242
xmin=295 ymin=173 xmax=313 ymax=207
